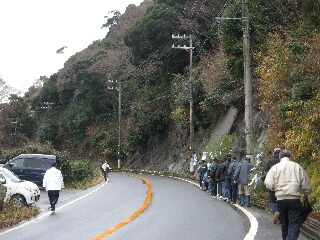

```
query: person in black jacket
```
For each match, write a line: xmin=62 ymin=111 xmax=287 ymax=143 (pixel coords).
xmin=210 ymin=158 xmax=220 ymax=197
xmin=216 ymin=158 xmax=227 ymax=200
xmin=262 ymin=147 xmax=281 ymax=224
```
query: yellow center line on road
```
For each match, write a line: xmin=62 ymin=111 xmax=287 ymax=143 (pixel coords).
xmin=91 ymin=175 xmax=152 ymax=240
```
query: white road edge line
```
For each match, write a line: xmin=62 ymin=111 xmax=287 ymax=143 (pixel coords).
xmin=0 ymin=182 xmax=108 ymax=236
xmin=160 ymin=175 xmax=258 ymax=240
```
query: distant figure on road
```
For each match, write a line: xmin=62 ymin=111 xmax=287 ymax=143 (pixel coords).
xmin=101 ymin=160 xmax=111 ymax=182
xmin=265 ymin=149 xmax=312 ymax=240
xmin=43 ymin=162 xmax=64 ymax=213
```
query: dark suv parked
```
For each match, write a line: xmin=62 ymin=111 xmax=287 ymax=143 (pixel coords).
xmin=4 ymin=154 xmax=57 ymax=186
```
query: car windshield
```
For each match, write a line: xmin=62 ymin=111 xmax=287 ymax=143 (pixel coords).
xmin=0 ymin=168 xmax=22 ymax=183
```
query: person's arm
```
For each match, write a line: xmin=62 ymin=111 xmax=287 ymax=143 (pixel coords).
xmin=42 ymin=172 xmax=48 ymax=189
xmin=264 ymin=168 xmax=275 ymax=191
xmin=300 ymin=167 xmax=312 ymax=196
xmin=60 ymin=171 xmax=65 ymax=189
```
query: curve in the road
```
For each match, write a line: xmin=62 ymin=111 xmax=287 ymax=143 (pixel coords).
xmin=91 ymin=175 xmax=152 ymax=240
xmin=168 ymin=175 xmax=258 ymax=240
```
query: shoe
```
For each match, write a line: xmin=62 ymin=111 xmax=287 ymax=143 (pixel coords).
xmin=274 ymin=211 xmax=280 ymax=224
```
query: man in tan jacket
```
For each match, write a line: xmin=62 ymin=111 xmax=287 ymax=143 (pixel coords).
xmin=265 ymin=149 xmax=312 ymax=240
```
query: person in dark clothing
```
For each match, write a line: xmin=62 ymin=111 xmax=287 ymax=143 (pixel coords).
xmin=262 ymin=147 xmax=281 ymax=224
xmin=228 ymin=156 xmax=240 ymax=204
xmin=221 ymin=155 xmax=231 ymax=201
xmin=210 ymin=158 xmax=220 ymax=197
xmin=197 ymin=161 xmax=207 ymax=189
xmin=216 ymin=159 xmax=227 ymax=200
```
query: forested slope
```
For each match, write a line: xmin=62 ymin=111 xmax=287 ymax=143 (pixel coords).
xmin=0 ymin=0 xmax=320 ymax=208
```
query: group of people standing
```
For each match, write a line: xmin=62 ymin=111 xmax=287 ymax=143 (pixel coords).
xmin=197 ymin=153 xmax=252 ymax=207
xmin=196 ymin=148 xmax=312 ymax=240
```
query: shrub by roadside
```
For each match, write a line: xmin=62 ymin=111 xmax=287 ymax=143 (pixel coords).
xmin=0 ymin=205 xmax=39 ymax=228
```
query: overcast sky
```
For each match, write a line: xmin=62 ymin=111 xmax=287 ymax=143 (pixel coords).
xmin=0 ymin=0 xmax=144 ymax=92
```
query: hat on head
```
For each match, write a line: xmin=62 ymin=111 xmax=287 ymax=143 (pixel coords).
xmin=273 ymin=148 xmax=281 ymax=154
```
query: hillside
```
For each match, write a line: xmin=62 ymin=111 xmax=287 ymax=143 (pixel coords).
xmin=0 ymin=0 xmax=320 ymax=207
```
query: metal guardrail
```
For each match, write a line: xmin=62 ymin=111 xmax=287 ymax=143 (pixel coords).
xmin=252 ymin=197 xmax=320 ymax=240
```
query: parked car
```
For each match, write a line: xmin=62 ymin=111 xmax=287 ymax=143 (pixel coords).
xmin=0 ymin=167 xmax=40 ymax=206
xmin=4 ymin=154 xmax=57 ymax=186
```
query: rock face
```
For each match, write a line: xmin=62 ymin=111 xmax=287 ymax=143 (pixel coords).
xmin=0 ymin=184 xmax=7 ymax=211
xmin=124 ymin=106 xmax=265 ymax=174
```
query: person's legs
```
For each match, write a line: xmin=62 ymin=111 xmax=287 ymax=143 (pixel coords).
xmin=208 ymin=179 xmax=213 ymax=193
xmin=244 ymin=185 xmax=251 ymax=207
xmin=50 ymin=190 xmax=60 ymax=211
xmin=286 ymin=199 xmax=302 ymax=240
xmin=239 ymin=184 xmax=245 ymax=206
xmin=269 ymin=190 xmax=278 ymax=213
xmin=277 ymin=200 xmax=289 ymax=240
xmin=225 ymin=178 xmax=231 ymax=201
xmin=48 ymin=191 xmax=53 ymax=207
xmin=212 ymin=180 xmax=217 ymax=196
xmin=232 ymin=182 xmax=238 ymax=203
xmin=221 ymin=181 xmax=227 ymax=199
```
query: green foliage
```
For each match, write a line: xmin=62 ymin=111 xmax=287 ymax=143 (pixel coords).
xmin=202 ymin=134 xmax=235 ymax=160
xmin=101 ymin=10 xmax=121 ymax=29
xmin=124 ymin=4 xmax=187 ymax=73
xmin=291 ymin=81 xmax=315 ymax=101
xmin=301 ymin=0 xmax=320 ymax=29
xmin=66 ymin=159 xmax=94 ymax=183
xmin=157 ymin=0 xmax=188 ymax=6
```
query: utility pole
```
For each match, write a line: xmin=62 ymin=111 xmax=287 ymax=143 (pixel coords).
xmin=242 ymin=0 xmax=254 ymax=162
xmin=118 ymin=79 xmax=122 ymax=169
xmin=216 ymin=0 xmax=254 ymax=162
xmin=41 ymin=102 xmax=52 ymax=143
xmin=109 ymin=79 xmax=122 ymax=169
xmin=172 ymin=34 xmax=194 ymax=166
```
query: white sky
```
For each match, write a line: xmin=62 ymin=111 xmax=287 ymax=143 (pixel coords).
xmin=0 ymin=0 xmax=144 ymax=92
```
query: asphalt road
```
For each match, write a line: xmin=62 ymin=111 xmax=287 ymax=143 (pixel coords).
xmin=0 ymin=172 xmax=308 ymax=240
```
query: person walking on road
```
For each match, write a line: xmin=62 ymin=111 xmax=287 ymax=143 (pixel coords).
xmin=101 ymin=160 xmax=111 ymax=182
xmin=234 ymin=157 xmax=252 ymax=207
xmin=228 ymin=156 xmax=240 ymax=204
xmin=264 ymin=149 xmax=312 ymax=240
xmin=262 ymin=147 xmax=281 ymax=224
xmin=43 ymin=162 xmax=64 ymax=213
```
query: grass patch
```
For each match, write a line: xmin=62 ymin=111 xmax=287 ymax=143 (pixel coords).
xmin=65 ymin=172 xmax=104 ymax=190
xmin=0 ymin=204 xmax=39 ymax=228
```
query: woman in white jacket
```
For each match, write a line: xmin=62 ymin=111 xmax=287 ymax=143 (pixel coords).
xmin=43 ymin=162 xmax=64 ymax=212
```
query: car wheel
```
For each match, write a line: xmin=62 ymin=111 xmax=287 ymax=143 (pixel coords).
xmin=9 ymin=194 xmax=26 ymax=207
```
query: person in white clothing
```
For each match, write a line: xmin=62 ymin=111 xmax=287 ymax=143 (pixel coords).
xmin=101 ymin=160 xmax=111 ymax=182
xmin=43 ymin=162 xmax=64 ymax=212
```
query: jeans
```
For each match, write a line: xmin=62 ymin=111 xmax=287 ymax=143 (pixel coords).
xmin=269 ymin=190 xmax=278 ymax=213
xmin=231 ymin=181 xmax=238 ymax=201
xmin=277 ymin=199 xmax=302 ymax=240
xmin=208 ymin=178 xmax=213 ymax=193
xmin=222 ymin=178 xmax=231 ymax=198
